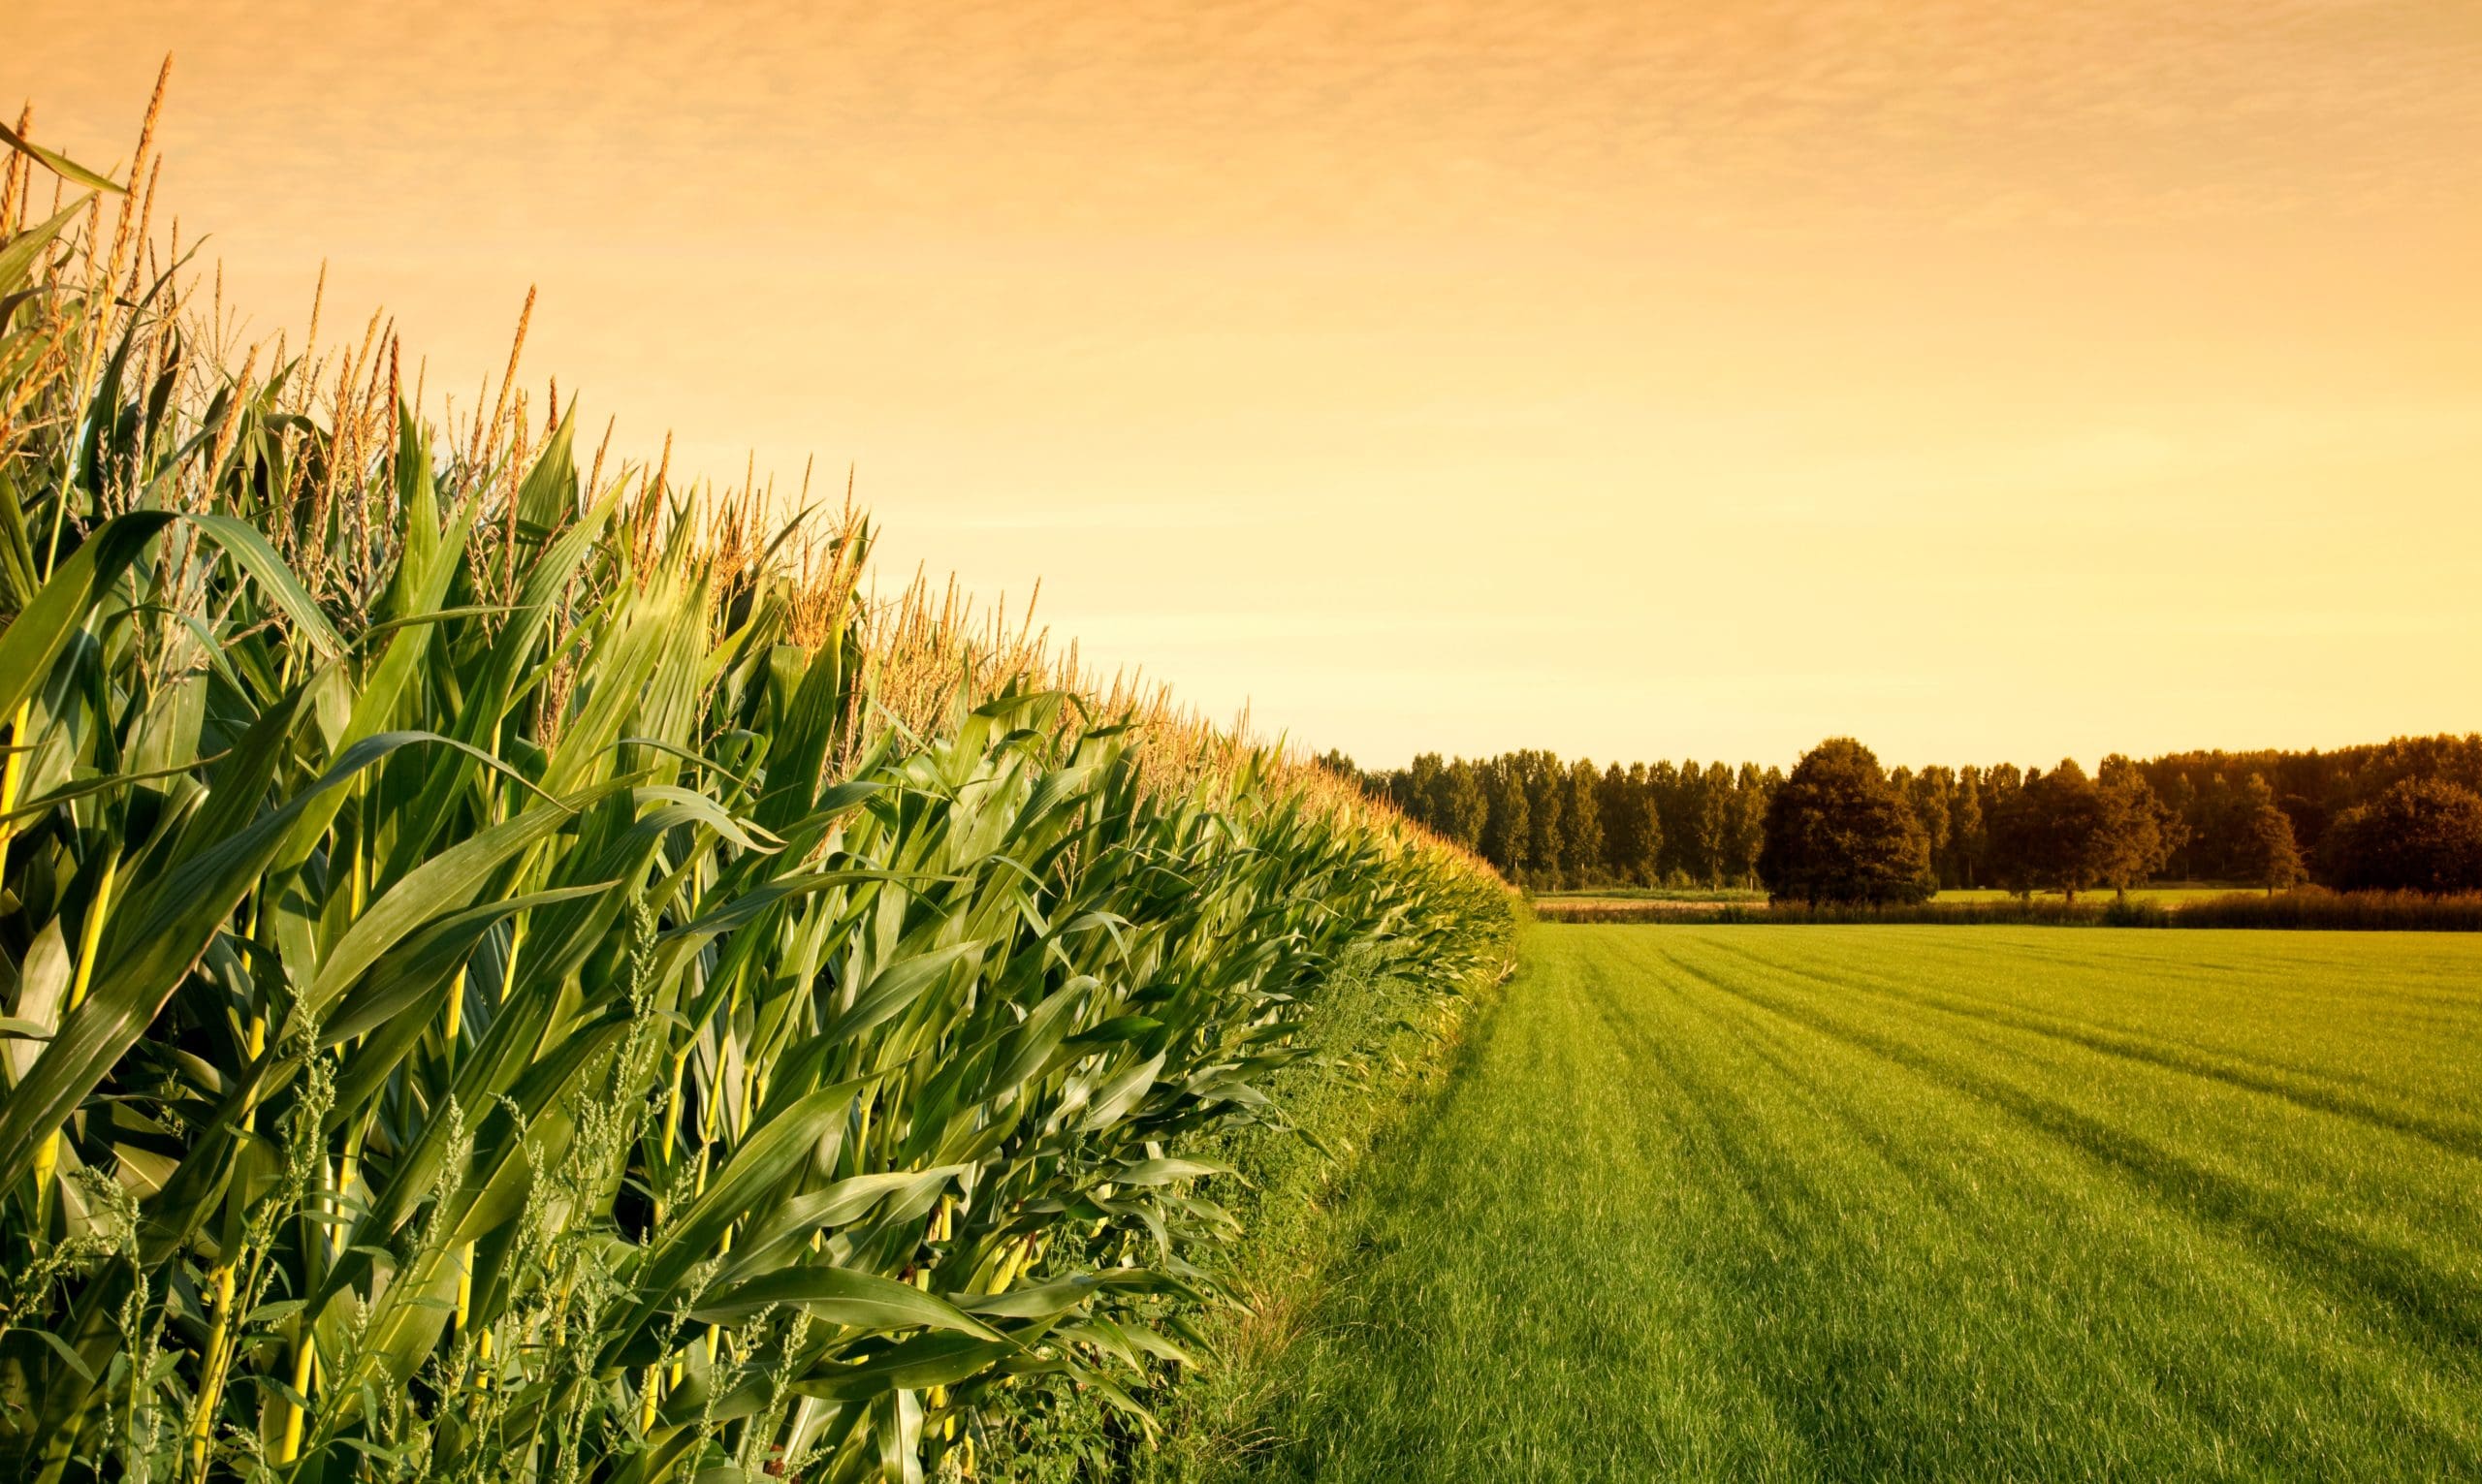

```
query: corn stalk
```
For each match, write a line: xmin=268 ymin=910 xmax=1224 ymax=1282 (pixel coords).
xmin=0 ymin=100 xmax=1511 ymax=1483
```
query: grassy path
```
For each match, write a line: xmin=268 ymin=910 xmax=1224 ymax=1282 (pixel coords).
xmin=1230 ymin=926 xmax=2482 ymax=1481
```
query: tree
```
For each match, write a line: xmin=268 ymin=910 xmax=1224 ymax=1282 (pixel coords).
xmin=1948 ymin=766 xmax=1986 ymax=889
xmin=1479 ymin=757 xmax=1529 ymax=874
xmin=1983 ymin=769 xmax=2033 ymax=895
xmin=2096 ymin=754 xmax=2177 ymax=898
xmin=1390 ymin=753 xmax=1446 ymax=832
xmin=1646 ymin=761 xmax=1685 ymax=881
xmin=1757 ymin=739 xmax=1935 ymax=905
xmin=1599 ymin=762 xmax=1661 ymax=884
xmin=1560 ymin=758 xmax=1605 ymax=885
xmin=1660 ymin=758 xmax=1711 ymax=885
xmin=1695 ymin=762 xmax=1734 ymax=888
xmin=1902 ymin=766 xmax=1953 ymax=886
xmin=1724 ymin=762 xmax=1770 ymax=889
xmin=2317 ymin=777 xmax=2482 ymax=894
xmin=1312 ymin=749 xmax=1364 ymax=791
xmin=2232 ymin=773 xmax=2305 ymax=893
xmin=2162 ymin=773 xmax=2198 ymax=878
xmin=1438 ymin=759 xmax=1488 ymax=851
xmin=1519 ymin=750 xmax=1565 ymax=887
xmin=1986 ymin=761 xmax=2113 ymax=900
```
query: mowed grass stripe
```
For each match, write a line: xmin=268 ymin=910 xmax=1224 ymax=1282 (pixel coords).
xmin=1676 ymin=931 xmax=2482 ymax=1274
xmin=1684 ymin=931 xmax=2482 ymax=1157
xmin=1231 ymin=927 xmax=2482 ymax=1481
xmin=1663 ymin=933 xmax=2482 ymax=1367
xmin=1617 ymin=939 xmax=2315 ymax=1479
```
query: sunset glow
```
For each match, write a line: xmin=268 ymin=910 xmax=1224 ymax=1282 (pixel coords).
xmin=17 ymin=1 xmax=2481 ymax=766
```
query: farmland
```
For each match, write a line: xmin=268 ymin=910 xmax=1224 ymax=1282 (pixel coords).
xmin=0 ymin=115 xmax=1513 ymax=1481
xmin=1224 ymin=926 xmax=2482 ymax=1480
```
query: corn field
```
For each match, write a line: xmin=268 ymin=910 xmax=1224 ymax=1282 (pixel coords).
xmin=0 ymin=84 xmax=1511 ymax=1483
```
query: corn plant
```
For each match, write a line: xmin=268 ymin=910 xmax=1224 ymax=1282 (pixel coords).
xmin=0 ymin=87 xmax=1511 ymax=1482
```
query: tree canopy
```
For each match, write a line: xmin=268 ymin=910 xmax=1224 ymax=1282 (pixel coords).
xmin=1758 ymin=739 xmax=1935 ymax=905
xmin=2317 ymin=778 xmax=2482 ymax=895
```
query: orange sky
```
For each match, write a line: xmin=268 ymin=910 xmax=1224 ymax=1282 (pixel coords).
xmin=16 ymin=2 xmax=2482 ymax=769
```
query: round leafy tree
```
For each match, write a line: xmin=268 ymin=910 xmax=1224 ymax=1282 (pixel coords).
xmin=1759 ymin=738 xmax=1935 ymax=905
xmin=2318 ymin=777 xmax=2482 ymax=894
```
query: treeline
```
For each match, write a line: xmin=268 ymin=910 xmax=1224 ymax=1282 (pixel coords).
xmin=1328 ymin=733 xmax=2482 ymax=898
xmin=2131 ymin=736 xmax=2482 ymax=876
xmin=1317 ymin=750 xmax=1777 ymax=890
xmin=1534 ymin=892 xmax=2482 ymax=931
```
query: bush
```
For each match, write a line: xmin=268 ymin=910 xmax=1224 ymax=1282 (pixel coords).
xmin=2175 ymin=889 xmax=2482 ymax=931
xmin=2317 ymin=778 xmax=2482 ymax=894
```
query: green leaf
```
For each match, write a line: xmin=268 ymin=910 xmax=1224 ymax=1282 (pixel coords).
xmin=0 ymin=200 xmax=90 ymax=298
xmin=823 ymin=940 xmax=986 ymax=1045
xmin=689 ymin=1266 xmax=1002 ymax=1339
xmin=0 ymin=122 xmax=122 ymax=193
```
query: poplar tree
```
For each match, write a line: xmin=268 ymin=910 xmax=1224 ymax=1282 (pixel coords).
xmin=1440 ymin=759 xmax=1489 ymax=850
xmin=1480 ymin=757 xmax=1530 ymax=874
xmin=1599 ymin=762 xmax=1660 ymax=884
xmin=1948 ymin=767 xmax=1985 ymax=889
xmin=1562 ymin=758 xmax=1606 ymax=884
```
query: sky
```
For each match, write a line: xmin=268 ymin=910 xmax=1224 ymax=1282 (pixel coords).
xmin=15 ymin=1 xmax=2482 ymax=770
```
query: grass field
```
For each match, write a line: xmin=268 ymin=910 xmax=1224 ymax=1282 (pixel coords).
xmin=1227 ymin=926 xmax=2482 ymax=1480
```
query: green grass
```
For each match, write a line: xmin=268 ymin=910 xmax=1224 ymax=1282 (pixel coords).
xmin=1221 ymin=925 xmax=2482 ymax=1480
